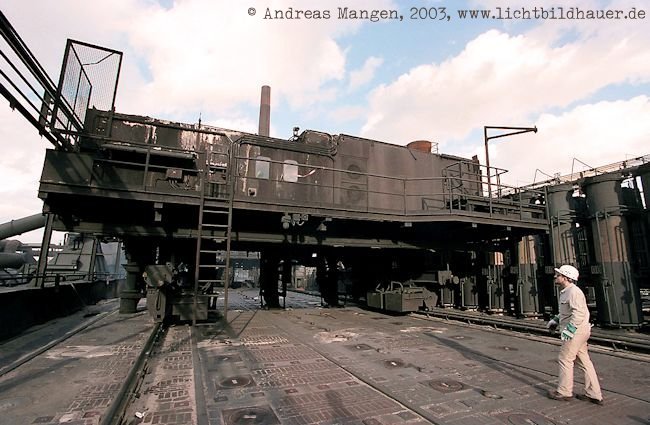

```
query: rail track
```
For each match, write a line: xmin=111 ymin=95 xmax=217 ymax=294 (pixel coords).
xmin=0 ymin=307 xmax=117 ymax=378
xmin=0 ymin=303 xmax=157 ymax=425
xmin=2 ymin=289 xmax=648 ymax=425
xmin=412 ymin=308 xmax=650 ymax=355
xmin=107 ymin=288 xmax=650 ymax=425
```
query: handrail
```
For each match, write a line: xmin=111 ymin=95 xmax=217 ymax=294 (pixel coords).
xmin=229 ymin=154 xmax=546 ymax=220
xmin=58 ymin=140 xmax=548 ymax=223
xmin=0 ymin=11 xmax=77 ymax=150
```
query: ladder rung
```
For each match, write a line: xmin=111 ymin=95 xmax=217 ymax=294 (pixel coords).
xmin=199 ymin=264 xmax=226 ymax=268
xmin=198 ymin=279 xmax=225 ymax=284
xmin=200 ymin=235 xmax=226 ymax=240
xmin=200 ymin=250 xmax=224 ymax=254
xmin=202 ymin=223 xmax=228 ymax=228
xmin=203 ymin=210 xmax=229 ymax=214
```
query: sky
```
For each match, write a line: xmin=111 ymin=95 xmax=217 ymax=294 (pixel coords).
xmin=1 ymin=0 xmax=649 ymax=243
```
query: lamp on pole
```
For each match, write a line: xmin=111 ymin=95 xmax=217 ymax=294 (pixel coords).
xmin=484 ymin=125 xmax=537 ymax=197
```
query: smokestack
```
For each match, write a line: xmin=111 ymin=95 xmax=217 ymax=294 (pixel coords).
xmin=258 ymin=85 xmax=271 ymax=137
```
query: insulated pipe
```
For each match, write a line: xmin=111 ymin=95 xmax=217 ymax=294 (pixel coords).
xmin=0 ymin=253 xmax=25 ymax=268
xmin=0 ymin=214 xmax=46 ymax=240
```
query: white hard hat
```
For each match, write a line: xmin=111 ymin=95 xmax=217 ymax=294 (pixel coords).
xmin=554 ymin=265 xmax=579 ymax=281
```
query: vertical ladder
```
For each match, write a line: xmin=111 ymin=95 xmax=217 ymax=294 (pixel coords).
xmin=193 ymin=146 xmax=233 ymax=325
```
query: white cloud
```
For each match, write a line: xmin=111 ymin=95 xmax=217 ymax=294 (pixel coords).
xmin=328 ymin=105 xmax=367 ymax=124
xmin=494 ymin=96 xmax=650 ymax=186
xmin=119 ymin=0 xmax=397 ymax=117
xmin=348 ymin=56 xmax=384 ymax=91
xmin=2 ymin=0 xmax=397 ymax=121
xmin=0 ymin=107 xmax=48 ymax=243
xmin=360 ymin=1 xmax=650 ymax=147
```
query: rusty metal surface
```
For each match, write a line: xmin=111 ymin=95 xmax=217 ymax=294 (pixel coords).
xmin=124 ymin=324 xmax=197 ymax=425
xmin=1 ymin=290 xmax=649 ymax=424
xmin=0 ymin=302 xmax=153 ymax=425
xmin=189 ymin=290 xmax=650 ymax=425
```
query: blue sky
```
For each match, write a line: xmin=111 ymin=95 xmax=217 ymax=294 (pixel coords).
xmin=1 ymin=0 xmax=649 ymax=242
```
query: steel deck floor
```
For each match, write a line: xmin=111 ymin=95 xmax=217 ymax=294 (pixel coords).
xmin=1 ymin=291 xmax=648 ymax=425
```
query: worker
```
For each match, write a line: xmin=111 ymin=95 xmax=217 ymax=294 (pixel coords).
xmin=546 ymin=264 xmax=603 ymax=405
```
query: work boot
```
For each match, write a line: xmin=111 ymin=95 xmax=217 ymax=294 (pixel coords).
xmin=547 ymin=390 xmax=572 ymax=401
xmin=576 ymin=394 xmax=604 ymax=405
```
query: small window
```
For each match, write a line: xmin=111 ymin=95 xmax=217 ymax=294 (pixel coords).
xmin=282 ymin=160 xmax=299 ymax=182
xmin=255 ymin=156 xmax=270 ymax=179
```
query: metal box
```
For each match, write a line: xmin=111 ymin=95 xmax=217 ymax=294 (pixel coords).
xmin=384 ymin=281 xmax=437 ymax=313
xmin=172 ymin=293 xmax=208 ymax=321
xmin=366 ymin=291 xmax=384 ymax=309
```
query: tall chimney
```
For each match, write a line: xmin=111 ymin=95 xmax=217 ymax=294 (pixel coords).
xmin=258 ymin=85 xmax=271 ymax=137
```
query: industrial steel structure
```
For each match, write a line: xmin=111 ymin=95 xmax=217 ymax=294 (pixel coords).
xmin=1 ymin=12 xmax=647 ymax=327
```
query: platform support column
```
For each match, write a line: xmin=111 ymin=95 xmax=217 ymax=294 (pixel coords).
xmin=33 ymin=213 xmax=54 ymax=288
xmin=119 ymin=262 xmax=141 ymax=314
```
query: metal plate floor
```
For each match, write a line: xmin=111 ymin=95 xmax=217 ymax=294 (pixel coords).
xmin=1 ymin=291 xmax=648 ymax=425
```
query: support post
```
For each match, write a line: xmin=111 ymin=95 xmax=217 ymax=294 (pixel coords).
xmin=34 ymin=213 xmax=54 ymax=288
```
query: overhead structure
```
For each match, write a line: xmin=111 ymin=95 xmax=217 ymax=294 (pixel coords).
xmin=1 ymin=12 xmax=648 ymax=327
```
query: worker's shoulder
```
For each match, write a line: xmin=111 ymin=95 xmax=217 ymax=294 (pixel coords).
xmin=567 ymin=283 xmax=587 ymax=299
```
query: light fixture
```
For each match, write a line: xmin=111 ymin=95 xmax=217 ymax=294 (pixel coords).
xmin=571 ymin=184 xmax=585 ymax=198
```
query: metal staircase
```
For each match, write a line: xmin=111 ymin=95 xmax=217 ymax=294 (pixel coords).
xmin=192 ymin=146 xmax=233 ymax=324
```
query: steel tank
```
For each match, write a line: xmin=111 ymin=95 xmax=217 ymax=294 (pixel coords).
xmin=460 ymin=276 xmax=479 ymax=310
xmin=437 ymin=270 xmax=458 ymax=307
xmin=583 ymin=173 xmax=643 ymax=327
xmin=546 ymin=183 xmax=586 ymax=266
xmin=481 ymin=252 xmax=505 ymax=313
xmin=545 ymin=183 xmax=588 ymax=313
xmin=513 ymin=235 xmax=541 ymax=317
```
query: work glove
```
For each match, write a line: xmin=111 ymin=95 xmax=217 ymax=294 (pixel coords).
xmin=560 ymin=323 xmax=577 ymax=341
xmin=546 ymin=315 xmax=559 ymax=330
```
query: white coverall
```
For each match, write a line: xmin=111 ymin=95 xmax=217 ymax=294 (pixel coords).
xmin=556 ymin=283 xmax=603 ymax=400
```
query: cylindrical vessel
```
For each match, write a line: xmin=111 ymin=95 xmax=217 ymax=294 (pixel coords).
xmin=515 ymin=235 xmax=541 ymax=317
xmin=406 ymin=140 xmax=432 ymax=153
xmin=480 ymin=252 xmax=505 ymax=313
xmin=460 ymin=276 xmax=478 ymax=310
xmin=584 ymin=173 xmax=642 ymax=327
xmin=546 ymin=183 xmax=584 ymax=266
xmin=119 ymin=263 xmax=142 ymax=314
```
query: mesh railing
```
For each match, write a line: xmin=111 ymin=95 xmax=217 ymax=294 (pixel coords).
xmin=52 ymin=39 xmax=122 ymax=134
xmin=0 ymin=12 xmax=123 ymax=151
xmin=519 ymin=154 xmax=650 ymax=192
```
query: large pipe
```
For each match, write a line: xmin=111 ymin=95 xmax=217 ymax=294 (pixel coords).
xmin=0 ymin=253 xmax=25 ymax=268
xmin=0 ymin=214 xmax=46 ymax=240
xmin=258 ymin=85 xmax=270 ymax=137
xmin=0 ymin=240 xmax=34 ymax=269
